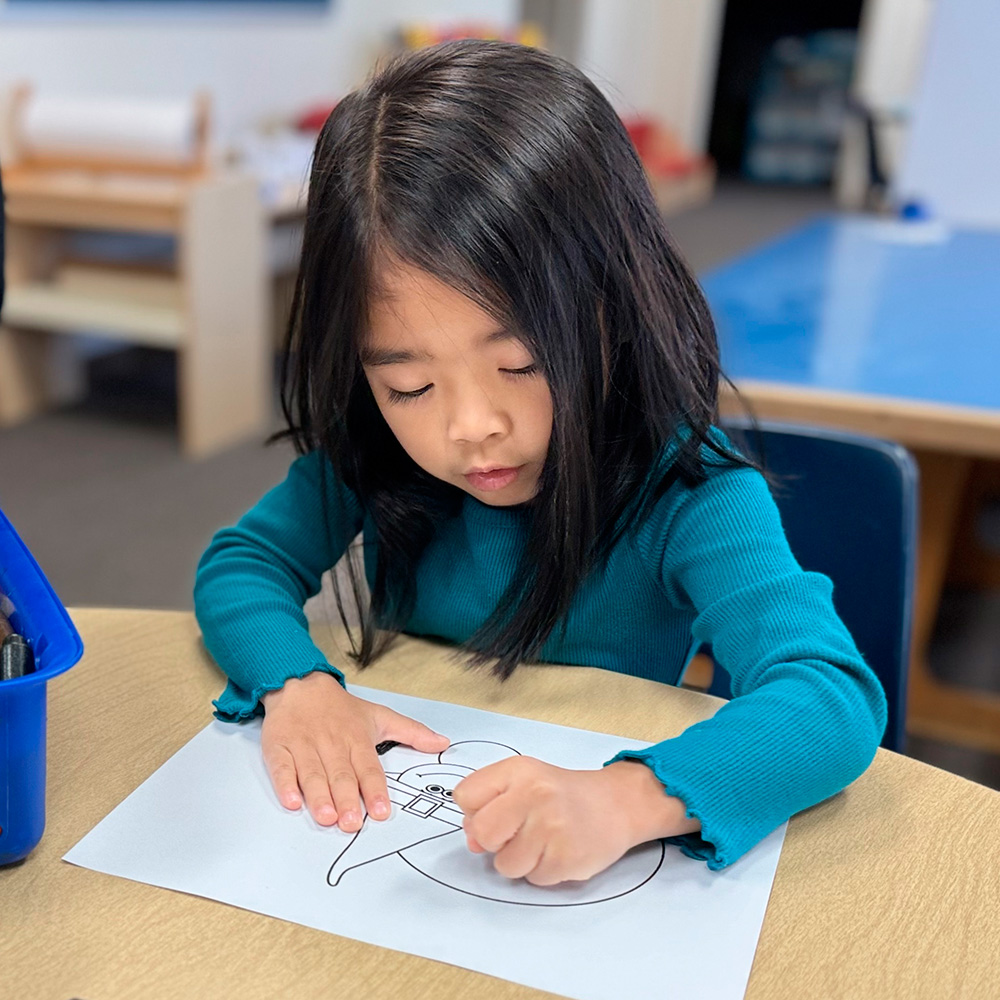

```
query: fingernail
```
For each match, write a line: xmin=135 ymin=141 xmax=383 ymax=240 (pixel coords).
xmin=371 ymin=799 xmax=389 ymax=819
xmin=342 ymin=810 xmax=360 ymax=828
xmin=318 ymin=805 xmax=336 ymax=823
xmin=286 ymin=794 xmax=302 ymax=809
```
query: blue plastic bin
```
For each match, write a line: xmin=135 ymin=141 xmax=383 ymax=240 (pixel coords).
xmin=0 ymin=505 xmax=84 ymax=866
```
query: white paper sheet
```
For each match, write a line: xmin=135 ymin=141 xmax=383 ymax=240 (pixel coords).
xmin=64 ymin=687 xmax=785 ymax=1000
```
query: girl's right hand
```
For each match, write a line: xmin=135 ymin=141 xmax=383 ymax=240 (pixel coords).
xmin=260 ymin=670 xmax=450 ymax=832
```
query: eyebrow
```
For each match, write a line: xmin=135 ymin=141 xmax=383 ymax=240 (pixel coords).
xmin=361 ymin=327 xmax=518 ymax=367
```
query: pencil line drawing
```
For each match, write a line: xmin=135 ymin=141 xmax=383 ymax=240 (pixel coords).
xmin=326 ymin=740 xmax=666 ymax=907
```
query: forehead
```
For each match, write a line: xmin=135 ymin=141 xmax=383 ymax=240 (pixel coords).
xmin=364 ymin=263 xmax=515 ymax=355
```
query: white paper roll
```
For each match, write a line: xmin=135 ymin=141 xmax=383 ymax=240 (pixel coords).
xmin=21 ymin=95 xmax=199 ymax=165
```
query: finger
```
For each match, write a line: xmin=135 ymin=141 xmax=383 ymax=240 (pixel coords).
xmin=464 ymin=794 xmax=526 ymax=854
xmin=381 ymin=709 xmax=450 ymax=754
xmin=321 ymin=751 xmax=365 ymax=833
xmin=526 ymin=839 xmax=613 ymax=887
xmin=525 ymin=848 xmax=574 ymax=887
xmin=262 ymin=741 xmax=303 ymax=811
xmin=493 ymin=829 xmax=546 ymax=881
xmin=294 ymin=747 xmax=339 ymax=827
xmin=452 ymin=758 xmax=517 ymax=815
xmin=350 ymin=745 xmax=391 ymax=822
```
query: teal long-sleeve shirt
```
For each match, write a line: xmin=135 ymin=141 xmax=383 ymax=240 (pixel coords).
xmin=194 ymin=447 xmax=886 ymax=871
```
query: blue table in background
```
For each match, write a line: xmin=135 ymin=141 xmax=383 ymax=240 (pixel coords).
xmin=702 ymin=215 xmax=1000 ymax=753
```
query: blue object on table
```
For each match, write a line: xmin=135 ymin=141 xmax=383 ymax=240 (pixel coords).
xmin=703 ymin=215 xmax=1000 ymax=412
xmin=700 ymin=419 xmax=918 ymax=754
xmin=899 ymin=200 xmax=930 ymax=221
xmin=0 ymin=504 xmax=84 ymax=866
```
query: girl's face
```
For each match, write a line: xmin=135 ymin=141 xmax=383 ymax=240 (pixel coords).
xmin=363 ymin=263 xmax=553 ymax=506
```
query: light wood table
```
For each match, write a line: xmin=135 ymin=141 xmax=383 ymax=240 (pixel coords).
xmin=3 ymin=608 xmax=999 ymax=999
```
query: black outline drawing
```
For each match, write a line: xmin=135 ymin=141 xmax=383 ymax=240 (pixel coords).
xmin=326 ymin=740 xmax=666 ymax=907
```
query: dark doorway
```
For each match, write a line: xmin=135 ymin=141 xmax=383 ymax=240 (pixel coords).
xmin=708 ymin=0 xmax=865 ymax=182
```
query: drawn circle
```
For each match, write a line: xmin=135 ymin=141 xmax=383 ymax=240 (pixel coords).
xmin=357 ymin=740 xmax=665 ymax=906
xmin=397 ymin=835 xmax=665 ymax=907
xmin=437 ymin=740 xmax=520 ymax=769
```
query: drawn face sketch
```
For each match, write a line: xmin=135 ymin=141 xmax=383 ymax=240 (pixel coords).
xmin=326 ymin=740 xmax=665 ymax=906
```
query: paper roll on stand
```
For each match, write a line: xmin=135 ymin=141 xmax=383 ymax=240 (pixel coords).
xmin=9 ymin=86 xmax=211 ymax=175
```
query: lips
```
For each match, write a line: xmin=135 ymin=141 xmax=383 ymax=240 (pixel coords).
xmin=464 ymin=466 xmax=521 ymax=491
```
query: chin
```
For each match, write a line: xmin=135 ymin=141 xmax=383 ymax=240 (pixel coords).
xmin=468 ymin=482 xmax=539 ymax=507
xmin=475 ymin=492 xmax=530 ymax=507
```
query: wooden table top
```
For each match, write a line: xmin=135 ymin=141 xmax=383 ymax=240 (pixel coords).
xmin=2 ymin=608 xmax=999 ymax=999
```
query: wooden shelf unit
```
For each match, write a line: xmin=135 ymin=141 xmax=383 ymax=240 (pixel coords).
xmin=3 ymin=276 xmax=183 ymax=349
xmin=0 ymin=91 xmax=272 ymax=458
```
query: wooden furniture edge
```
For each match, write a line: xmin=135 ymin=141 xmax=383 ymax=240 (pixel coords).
xmin=721 ymin=380 xmax=1000 ymax=458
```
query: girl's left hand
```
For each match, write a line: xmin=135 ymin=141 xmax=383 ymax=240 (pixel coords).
xmin=451 ymin=756 xmax=694 ymax=886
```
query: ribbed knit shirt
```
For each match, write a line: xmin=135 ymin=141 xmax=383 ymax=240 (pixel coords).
xmin=194 ymin=446 xmax=886 ymax=871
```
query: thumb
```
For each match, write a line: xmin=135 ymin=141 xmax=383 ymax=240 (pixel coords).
xmin=381 ymin=709 xmax=450 ymax=753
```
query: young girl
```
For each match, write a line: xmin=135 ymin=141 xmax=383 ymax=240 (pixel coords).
xmin=194 ymin=40 xmax=885 ymax=883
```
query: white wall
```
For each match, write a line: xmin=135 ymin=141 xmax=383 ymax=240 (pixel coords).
xmin=0 ymin=0 xmax=518 ymax=147
xmin=853 ymin=0 xmax=935 ymax=108
xmin=896 ymin=0 xmax=1000 ymax=228
xmin=575 ymin=0 xmax=725 ymax=153
xmin=0 ymin=0 xmax=725 ymax=155
xmin=835 ymin=0 xmax=936 ymax=206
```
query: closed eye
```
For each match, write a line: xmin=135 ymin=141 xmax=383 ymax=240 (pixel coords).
xmin=501 ymin=364 xmax=539 ymax=377
xmin=386 ymin=384 xmax=432 ymax=403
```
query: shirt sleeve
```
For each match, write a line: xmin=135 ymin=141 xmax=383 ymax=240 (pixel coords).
xmin=193 ymin=450 xmax=366 ymax=721
xmin=606 ymin=462 xmax=888 ymax=870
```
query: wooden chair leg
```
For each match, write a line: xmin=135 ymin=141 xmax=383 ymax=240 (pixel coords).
xmin=681 ymin=652 xmax=714 ymax=692
xmin=947 ymin=460 xmax=1000 ymax=590
xmin=907 ymin=451 xmax=1000 ymax=754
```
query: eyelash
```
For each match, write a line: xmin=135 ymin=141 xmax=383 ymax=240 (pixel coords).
xmin=387 ymin=385 xmax=431 ymax=404
xmin=385 ymin=364 xmax=539 ymax=404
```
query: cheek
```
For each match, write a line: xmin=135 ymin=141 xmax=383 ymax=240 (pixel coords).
xmin=525 ymin=382 xmax=554 ymax=446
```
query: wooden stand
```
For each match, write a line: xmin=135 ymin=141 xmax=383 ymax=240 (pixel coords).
xmin=0 ymin=90 xmax=271 ymax=458
xmin=905 ymin=451 xmax=1000 ymax=754
xmin=719 ymin=383 xmax=1000 ymax=753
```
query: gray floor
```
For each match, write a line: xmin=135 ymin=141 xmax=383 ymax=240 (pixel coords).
xmin=2 ymin=179 xmax=998 ymax=789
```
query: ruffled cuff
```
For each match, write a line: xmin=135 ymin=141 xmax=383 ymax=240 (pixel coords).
xmin=212 ymin=661 xmax=346 ymax=723
xmin=604 ymin=748 xmax=730 ymax=871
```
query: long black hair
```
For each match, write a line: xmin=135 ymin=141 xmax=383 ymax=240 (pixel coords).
xmin=277 ymin=39 xmax=753 ymax=678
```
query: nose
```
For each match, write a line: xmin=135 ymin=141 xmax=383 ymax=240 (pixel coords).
xmin=446 ymin=384 xmax=509 ymax=445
